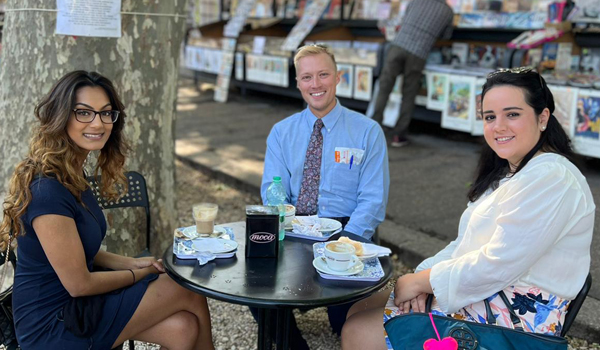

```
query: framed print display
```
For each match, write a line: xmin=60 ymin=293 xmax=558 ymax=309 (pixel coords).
xmin=471 ymin=77 xmax=486 ymax=136
xmin=442 ymin=75 xmax=476 ymax=133
xmin=185 ymin=46 xmax=222 ymax=74
xmin=426 ymin=72 xmax=449 ymax=111
xmin=245 ymin=54 xmax=289 ymax=87
xmin=353 ymin=65 xmax=373 ymax=101
xmin=572 ymin=89 xmax=600 ymax=158
xmin=549 ymin=85 xmax=578 ymax=137
xmin=336 ymin=64 xmax=353 ymax=98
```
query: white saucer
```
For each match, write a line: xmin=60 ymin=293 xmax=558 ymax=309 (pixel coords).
xmin=182 ymin=226 xmax=227 ymax=239
xmin=192 ymin=238 xmax=238 ymax=254
xmin=312 ymin=257 xmax=364 ymax=276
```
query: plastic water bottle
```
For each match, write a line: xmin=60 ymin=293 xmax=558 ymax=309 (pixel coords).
xmin=266 ymin=176 xmax=286 ymax=241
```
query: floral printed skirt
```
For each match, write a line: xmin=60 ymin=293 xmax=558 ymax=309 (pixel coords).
xmin=382 ymin=286 xmax=569 ymax=350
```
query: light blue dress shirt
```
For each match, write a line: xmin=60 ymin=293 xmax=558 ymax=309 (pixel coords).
xmin=262 ymin=101 xmax=390 ymax=239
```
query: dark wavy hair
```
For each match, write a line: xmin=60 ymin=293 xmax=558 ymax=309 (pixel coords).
xmin=0 ymin=71 xmax=129 ymax=250
xmin=467 ymin=69 xmax=576 ymax=202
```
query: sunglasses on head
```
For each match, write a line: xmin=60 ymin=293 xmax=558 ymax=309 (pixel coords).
xmin=487 ymin=66 xmax=544 ymax=89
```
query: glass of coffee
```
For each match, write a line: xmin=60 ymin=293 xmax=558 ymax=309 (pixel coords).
xmin=192 ymin=203 xmax=219 ymax=234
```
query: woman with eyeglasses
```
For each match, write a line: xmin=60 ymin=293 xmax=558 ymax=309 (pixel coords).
xmin=340 ymin=68 xmax=595 ymax=350
xmin=0 ymin=71 xmax=214 ymax=350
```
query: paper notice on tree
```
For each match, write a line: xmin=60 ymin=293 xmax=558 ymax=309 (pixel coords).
xmin=56 ymin=0 xmax=121 ymax=38
xmin=281 ymin=0 xmax=331 ymax=51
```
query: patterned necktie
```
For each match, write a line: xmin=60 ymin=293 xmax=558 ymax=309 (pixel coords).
xmin=296 ymin=119 xmax=324 ymax=216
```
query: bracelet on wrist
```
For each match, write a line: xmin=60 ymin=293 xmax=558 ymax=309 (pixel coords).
xmin=128 ymin=269 xmax=136 ymax=285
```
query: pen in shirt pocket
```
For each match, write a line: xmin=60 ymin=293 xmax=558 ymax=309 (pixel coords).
xmin=349 ymin=155 xmax=353 ymax=170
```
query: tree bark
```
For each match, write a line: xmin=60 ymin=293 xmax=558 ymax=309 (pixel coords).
xmin=0 ymin=0 xmax=187 ymax=256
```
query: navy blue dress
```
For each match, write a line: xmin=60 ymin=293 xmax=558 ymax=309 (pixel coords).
xmin=13 ymin=177 xmax=158 ymax=349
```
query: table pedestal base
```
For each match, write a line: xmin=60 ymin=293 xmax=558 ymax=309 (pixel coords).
xmin=257 ymin=308 xmax=292 ymax=350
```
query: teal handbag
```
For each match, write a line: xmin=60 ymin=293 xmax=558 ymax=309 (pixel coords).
xmin=383 ymin=292 xmax=568 ymax=350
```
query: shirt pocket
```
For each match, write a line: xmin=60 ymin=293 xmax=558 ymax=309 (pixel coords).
xmin=331 ymin=162 xmax=360 ymax=199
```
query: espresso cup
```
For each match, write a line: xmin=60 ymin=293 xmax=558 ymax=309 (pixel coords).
xmin=284 ymin=204 xmax=296 ymax=227
xmin=324 ymin=242 xmax=358 ymax=271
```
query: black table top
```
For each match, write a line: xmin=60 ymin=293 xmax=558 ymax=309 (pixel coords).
xmin=163 ymin=222 xmax=393 ymax=309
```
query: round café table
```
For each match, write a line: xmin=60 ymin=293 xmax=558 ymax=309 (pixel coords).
xmin=163 ymin=221 xmax=393 ymax=350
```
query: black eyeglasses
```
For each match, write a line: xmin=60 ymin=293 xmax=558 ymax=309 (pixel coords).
xmin=72 ymin=109 xmax=120 ymax=124
xmin=487 ymin=66 xmax=545 ymax=89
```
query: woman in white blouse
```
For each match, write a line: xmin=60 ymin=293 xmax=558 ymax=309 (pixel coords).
xmin=341 ymin=67 xmax=595 ymax=350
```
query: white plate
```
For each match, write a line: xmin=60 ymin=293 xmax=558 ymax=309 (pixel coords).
xmin=285 ymin=228 xmax=341 ymax=241
xmin=192 ymin=238 xmax=238 ymax=254
xmin=358 ymin=244 xmax=378 ymax=260
xmin=285 ymin=218 xmax=342 ymax=232
xmin=319 ymin=218 xmax=342 ymax=232
xmin=312 ymin=257 xmax=364 ymax=276
xmin=182 ymin=226 xmax=228 ymax=239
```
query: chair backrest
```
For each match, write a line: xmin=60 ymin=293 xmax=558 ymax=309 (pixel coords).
xmin=87 ymin=171 xmax=151 ymax=254
xmin=561 ymin=272 xmax=592 ymax=337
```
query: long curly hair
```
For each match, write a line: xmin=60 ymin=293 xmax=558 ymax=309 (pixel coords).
xmin=0 ymin=71 xmax=129 ymax=251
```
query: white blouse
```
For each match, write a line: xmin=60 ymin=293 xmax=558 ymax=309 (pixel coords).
xmin=417 ymin=153 xmax=595 ymax=314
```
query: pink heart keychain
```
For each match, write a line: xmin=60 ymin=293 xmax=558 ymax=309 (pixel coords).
xmin=423 ymin=313 xmax=458 ymax=350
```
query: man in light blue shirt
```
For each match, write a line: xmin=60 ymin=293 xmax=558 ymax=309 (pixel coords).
xmin=262 ymin=46 xmax=390 ymax=240
xmin=256 ymin=45 xmax=390 ymax=347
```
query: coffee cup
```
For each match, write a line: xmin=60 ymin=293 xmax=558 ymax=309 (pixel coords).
xmin=284 ymin=204 xmax=296 ymax=227
xmin=324 ymin=242 xmax=358 ymax=271
xmin=192 ymin=203 xmax=219 ymax=234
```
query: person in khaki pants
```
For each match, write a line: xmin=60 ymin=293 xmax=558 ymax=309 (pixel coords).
xmin=372 ymin=0 xmax=454 ymax=147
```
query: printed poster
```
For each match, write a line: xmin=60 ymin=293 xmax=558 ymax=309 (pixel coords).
xmin=224 ymin=0 xmax=257 ymax=37
xmin=56 ymin=0 xmax=121 ymax=38
xmin=214 ymin=38 xmax=238 ymax=103
xmin=471 ymin=77 xmax=486 ymax=136
xmin=281 ymin=0 xmax=331 ymax=51
xmin=426 ymin=72 xmax=449 ymax=111
xmin=572 ymin=89 xmax=600 ymax=158
xmin=353 ymin=65 xmax=373 ymax=101
xmin=549 ymin=85 xmax=578 ymax=137
xmin=365 ymin=78 xmax=402 ymax=128
xmin=336 ymin=64 xmax=353 ymax=98
xmin=235 ymin=52 xmax=244 ymax=81
xmin=441 ymin=75 xmax=476 ymax=133
xmin=382 ymin=77 xmax=402 ymax=128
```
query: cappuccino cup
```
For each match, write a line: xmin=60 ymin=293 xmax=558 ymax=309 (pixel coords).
xmin=324 ymin=242 xmax=358 ymax=271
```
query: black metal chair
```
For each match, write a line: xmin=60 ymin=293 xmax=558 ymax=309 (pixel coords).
xmin=87 ymin=171 xmax=152 ymax=350
xmin=561 ymin=272 xmax=593 ymax=337
xmin=87 ymin=171 xmax=151 ymax=257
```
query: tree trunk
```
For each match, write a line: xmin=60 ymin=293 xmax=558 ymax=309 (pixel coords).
xmin=0 ymin=0 xmax=187 ymax=256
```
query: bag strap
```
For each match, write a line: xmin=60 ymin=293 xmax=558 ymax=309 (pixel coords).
xmin=0 ymin=219 xmax=14 ymax=291
xmin=498 ymin=290 xmax=524 ymax=330
xmin=425 ymin=290 xmax=523 ymax=330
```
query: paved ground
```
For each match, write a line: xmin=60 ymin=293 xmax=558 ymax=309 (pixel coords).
xmin=174 ymin=72 xmax=600 ymax=343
